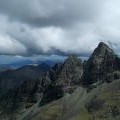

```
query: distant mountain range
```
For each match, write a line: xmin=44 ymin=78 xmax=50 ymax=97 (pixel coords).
xmin=8 ymin=60 xmax=58 ymax=68
xmin=0 ymin=42 xmax=120 ymax=120
xmin=0 ymin=59 xmax=61 ymax=74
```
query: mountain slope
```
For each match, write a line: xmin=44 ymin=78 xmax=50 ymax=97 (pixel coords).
xmin=0 ymin=42 xmax=120 ymax=120
xmin=0 ymin=55 xmax=83 ymax=119
xmin=0 ymin=65 xmax=13 ymax=73
xmin=0 ymin=63 xmax=51 ymax=119
xmin=21 ymin=79 xmax=120 ymax=120
xmin=0 ymin=63 xmax=51 ymax=96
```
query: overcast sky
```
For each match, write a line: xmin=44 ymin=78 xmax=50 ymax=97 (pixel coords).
xmin=0 ymin=0 xmax=120 ymax=58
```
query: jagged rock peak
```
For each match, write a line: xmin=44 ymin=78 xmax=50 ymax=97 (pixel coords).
xmin=83 ymin=42 xmax=120 ymax=86
xmin=55 ymin=54 xmax=83 ymax=86
xmin=92 ymin=42 xmax=115 ymax=57
xmin=64 ymin=54 xmax=82 ymax=65
xmin=98 ymin=42 xmax=108 ymax=48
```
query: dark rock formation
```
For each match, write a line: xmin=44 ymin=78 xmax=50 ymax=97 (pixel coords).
xmin=38 ymin=55 xmax=83 ymax=90
xmin=37 ymin=55 xmax=83 ymax=106
xmin=0 ymin=55 xmax=83 ymax=117
xmin=56 ymin=55 xmax=83 ymax=86
xmin=83 ymin=42 xmax=120 ymax=86
xmin=0 ymin=42 xmax=120 ymax=120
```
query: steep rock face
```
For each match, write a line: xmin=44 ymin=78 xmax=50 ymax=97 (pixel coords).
xmin=83 ymin=42 xmax=120 ymax=86
xmin=57 ymin=55 xmax=83 ymax=86
xmin=42 ymin=55 xmax=83 ymax=86
xmin=38 ymin=55 xmax=83 ymax=91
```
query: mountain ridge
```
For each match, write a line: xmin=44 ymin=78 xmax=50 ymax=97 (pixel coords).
xmin=0 ymin=42 xmax=120 ymax=120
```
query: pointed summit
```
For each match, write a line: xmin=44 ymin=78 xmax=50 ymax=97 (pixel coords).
xmin=64 ymin=54 xmax=82 ymax=66
xmin=91 ymin=42 xmax=115 ymax=58
xmin=98 ymin=42 xmax=108 ymax=47
xmin=83 ymin=42 xmax=120 ymax=86
xmin=97 ymin=42 xmax=110 ymax=52
xmin=57 ymin=54 xmax=83 ymax=85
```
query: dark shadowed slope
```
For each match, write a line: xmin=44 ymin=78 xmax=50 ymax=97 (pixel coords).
xmin=0 ymin=63 xmax=51 ymax=96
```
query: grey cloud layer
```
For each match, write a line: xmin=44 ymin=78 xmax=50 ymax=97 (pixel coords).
xmin=0 ymin=0 xmax=120 ymax=56
xmin=0 ymin=0 xmax=98 ymax=27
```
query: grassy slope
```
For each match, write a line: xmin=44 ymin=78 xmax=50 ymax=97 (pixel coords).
xmin=20 ymin=80 xmax=120 ymax=120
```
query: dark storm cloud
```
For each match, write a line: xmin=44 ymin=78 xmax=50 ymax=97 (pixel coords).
xmin=0 ymin=0 xmax=120 ymax=56
xmin=0 ymin=0 xmax=98 ymax=27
